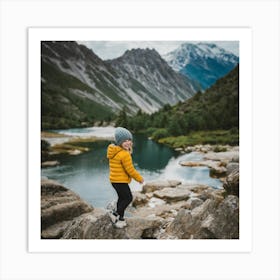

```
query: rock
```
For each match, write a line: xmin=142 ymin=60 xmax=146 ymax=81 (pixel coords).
xmin=184 ymin=146 xmax=195 ymax=153
xmin=153 ymin=185 xmax=192 ymax=202
xmin=41 ymin=160 xmax=60 ymax=167
xmin=209 ymin=165 xmax=227 ymax=178
xmin=185 ymin=197 xmax=204 ymax=210
xmin=163 ymin=209 xmax=193 ymax=239
xmin=41 ymin=179 xmax=93 ymax=237
xmin=226 ymin=162 xmax=239 ymax=175
xmin=62 ymin=211 xmax=163 ymax=239
xmin=69 ymin=149 xmax=82 ymax=155
xmin=142 ymin=180 xmax=181 ymax=193
xmin=203 ymin=151 xmax=239 ymax=163
xmin=168 ymin=198 xmax=218 ymax=239
xmin=126 ymin=216 xmax=163 ymax=239
xmin=197 ymin=195 xmax=239 ymax=239
xmin=62 ymin=210 xmax=129 ymax=239
xmin=41 ymin=220 xmax=72 ymax=239
xmin=180 ymin=160 xmax=227 ymax=178
xmin=223 ymin=169 xmax=239 ymax=196
xmin=147 ymin=197 xmax=166 ymax=208
xmin=132 ymin=192 xmax=149 ymax=207
xmin=181 ymin=183 xmax=211 ymax=193
xmin=133 ymin=200 xmax=189 ymax=219
xmin=194 ymin=188 xmax=225 ymax=203
xmin=163 ymin=194 xmax=239 ymax=239
xmin=180 ymin=161 xmax=204 ymax=167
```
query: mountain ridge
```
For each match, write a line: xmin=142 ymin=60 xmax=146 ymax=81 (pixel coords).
xmin=41 ymin=41 xmax=198 ymax=129
xmin=163 ymin=42 xmax=239 ymax=90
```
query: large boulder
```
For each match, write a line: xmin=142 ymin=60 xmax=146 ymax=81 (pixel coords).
xmin=163 ymin=194 xmax=239 ymax=239
xmin=62 ymin=211 xmax=163 ymax=239
xmin=198 ymin=195 xmax=239 ymax=239
xmin=223 ymin=169 xmax=239 ymax=196
xmin=41 ymin=179 xmax=93 ymax=238
xmin=62 ymin=210 xmax=128 ymax=239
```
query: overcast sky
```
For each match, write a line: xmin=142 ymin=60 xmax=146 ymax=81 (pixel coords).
xmin=78 ymin=41 xmax=239 ymax=60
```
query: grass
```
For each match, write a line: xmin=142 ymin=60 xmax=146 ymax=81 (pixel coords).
xmin=157 ymin=130 xmax=239 ymax=148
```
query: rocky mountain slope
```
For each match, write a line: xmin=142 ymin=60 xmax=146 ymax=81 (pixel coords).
xmin=108 ymin=48 xmax=200 ymax=110
xmin=41 ymin=41 xmax=199 ymax=129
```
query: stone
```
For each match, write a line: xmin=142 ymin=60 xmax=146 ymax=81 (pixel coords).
xmin=180 ymin=160 xmax=228 ymax=178
xmin=132 ymin=192 xmax=148 ymax=207
xmin=69 ymin=149 xmax=82 ymax=155
xmin=196 ymin=195 xmax=239 ymax=239
xmin=153 ymin=185 xmax=191 ymax=202
xmin=142 ymin=180 xmax=181 ymax=193
xmin=62 ymin=210 xmax=129 ymax=239
xmin=164 ymin=198 xmax=220 ymax=239
xmin=62 ymin=211 xmax=163 ymax=239
xmin=41 ymin=160 xmax=60 ymax=167
xmin=181 ymin=183 xmax=211 ymax=193
xmin=41 ymin=220 xmax=72 ymax=239
xmin=185 ymin=197 xmax=204 ymax=210
xmin=41 ymin=179 xmax=93 ymax=235
xmin=164 ymin=194 xmax=239 ymax=239
xmin=223 ymin=169 xmax=239 ymax=196
xmin=164 ymin=209 xmax=193 ymax=239
xmin=226 ymin=162 xmax=239 ymax=175
xmin=147 ymin=197 xmax=166 ymax=208
xmin=203 ymin=151 xmax=239 ymax=163
xmin=126 ymin=216 xmax=163 ymax=239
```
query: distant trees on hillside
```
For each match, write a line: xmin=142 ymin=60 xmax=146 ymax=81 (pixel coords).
xmin=120 ymin=65 xmax=239 ymax=138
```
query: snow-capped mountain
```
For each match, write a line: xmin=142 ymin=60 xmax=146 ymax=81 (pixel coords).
xmin=163 ymin=43 xmax=239 ymax=90
xmin=41 ymin=41 xmax=199 ymax=129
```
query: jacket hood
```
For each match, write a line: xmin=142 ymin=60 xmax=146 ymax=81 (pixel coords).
xmin=107 ymin=144 xmax=123 ymax=159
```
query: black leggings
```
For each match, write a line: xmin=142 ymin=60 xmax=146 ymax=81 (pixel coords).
xmin=111 ymin=183 xmax=133 ymax=219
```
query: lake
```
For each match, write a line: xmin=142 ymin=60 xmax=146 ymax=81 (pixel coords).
xmin=41 ymin=127 xmax=222 ymax=208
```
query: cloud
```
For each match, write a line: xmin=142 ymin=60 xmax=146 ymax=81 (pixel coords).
xmin=78 ymin=40 xmax=239 ymax=60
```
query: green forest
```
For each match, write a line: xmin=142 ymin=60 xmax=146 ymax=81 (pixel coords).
xmin=115 ymin=65 xmax=239 ymax=147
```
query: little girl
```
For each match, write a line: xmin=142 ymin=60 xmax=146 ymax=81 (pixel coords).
xmin=107 ymin=127 xmax=144 ymax=228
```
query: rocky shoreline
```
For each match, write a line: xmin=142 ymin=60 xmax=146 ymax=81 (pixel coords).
xmin=41 ymin=146 xmax=239 ymax=239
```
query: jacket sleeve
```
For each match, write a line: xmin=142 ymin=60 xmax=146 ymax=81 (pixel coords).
xmin=121 ymin=152 xmax=143 ymax=183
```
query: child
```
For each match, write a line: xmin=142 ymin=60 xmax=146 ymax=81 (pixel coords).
xmin=107 ymin=127 xmax=144 ymax=228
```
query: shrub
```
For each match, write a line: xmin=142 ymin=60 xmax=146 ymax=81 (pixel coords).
xmin=151 ymin=128 xmax=169 ymax=141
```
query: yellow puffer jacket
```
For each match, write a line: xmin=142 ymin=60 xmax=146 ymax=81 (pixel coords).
xmin=107 ymin=144 xmax=143 ymax=183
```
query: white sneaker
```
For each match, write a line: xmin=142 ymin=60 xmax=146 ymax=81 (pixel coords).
xmin=114 ymin=218 xmax=127 ymax=229
xmin=108 ymin=211 xmax=119 ymax=223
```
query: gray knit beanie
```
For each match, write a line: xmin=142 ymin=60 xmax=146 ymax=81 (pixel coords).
xmin=114 ymin=127 xmax=133 ymax=146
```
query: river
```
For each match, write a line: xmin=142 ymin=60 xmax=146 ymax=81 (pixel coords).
xmin=41 ymin=127 xmax=222 ymax=208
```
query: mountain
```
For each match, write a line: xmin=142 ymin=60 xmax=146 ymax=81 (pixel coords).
xmin=41 ymin=41 xmax=198 ymax=129
xmin=175 ymin=63 xmax=239 ymax=131
xmin=163 ymin=43 xmax=239 ymax=90
xmin=125 ymin=64 xmax=239 ymax=136
xmin=108 ymin=48 xmax=200 ymax=111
